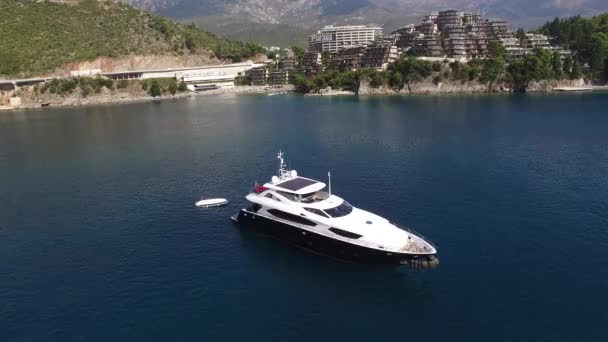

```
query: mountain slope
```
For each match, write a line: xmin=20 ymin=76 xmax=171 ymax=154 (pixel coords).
xmin=119 ymin=0 xmax=608 ymax=27
xmin=0 ymin=0 xmax=263 ymax=77
xmin=115 ymin=0 xmax=608 ymax=47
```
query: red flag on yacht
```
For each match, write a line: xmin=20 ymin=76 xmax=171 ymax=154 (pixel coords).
xmin=254 ymin=182 xmax=268 ymax=193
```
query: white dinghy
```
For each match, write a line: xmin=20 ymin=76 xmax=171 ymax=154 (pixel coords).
xmin=195 ymin=197 xmax=228 ymax=208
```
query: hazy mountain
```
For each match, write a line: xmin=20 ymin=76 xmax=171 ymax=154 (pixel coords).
xmin=117 ymin=0 xmax=608 ymax=46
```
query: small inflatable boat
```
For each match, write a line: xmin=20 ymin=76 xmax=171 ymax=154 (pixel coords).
xmin=195 ymin=198 xmax=228 ymax=208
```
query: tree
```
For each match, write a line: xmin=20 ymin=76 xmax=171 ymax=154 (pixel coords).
xmin=563 ymin=56 xmax=573 ymax=74
xmin=321 ymin=51 xmax=332 ymax=69
xmin=507 ymin=59 xmax=529 ymax=92
xmin=589 ymin=33 xmax=608 ymax=80
xmin=480 ymin=57 xmax=506 ymax=92
xmin=571 ymin=61 xmax=581 ymax=79
xmin=368 ymin=70 xmax=387 ymax=88
xmin=388 ymin=71 xmax=403 ymax=90
xmin=292 ymin=74 xmax=312 ymax=93
xmin=313 ymin=75 xmax=327 ymax=91
xmin=184 ymin=33 xmax=196 ymax=52
xmin=149 ymin=80 xmax=162 ymax=97
xmin=178 ymin=81 xmax=188 ymax=92
xmin=291 ymin=46 xmax=305 ymax=59
xmin=516 ymin=27 xmax=526 ymax=44
xmin=552 ymin=51 xmax=563 ymax=79
xmin=168 ymin=81 xmax=177 ymax=95
xmin=488 ymin=41 xmax=506 ymax=59
xmin=390 ymin=57 xmax=433 ymax=92
xmin=513 ymin=48 xmax=554 ymax=83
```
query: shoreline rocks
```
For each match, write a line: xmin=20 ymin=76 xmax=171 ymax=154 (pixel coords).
xmin=0 ymin=85 xmax=295 ymax=112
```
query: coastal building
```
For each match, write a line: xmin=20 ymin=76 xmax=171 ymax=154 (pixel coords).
xmin=390 ymin=9 xmax=517 ymax=59
xmin=437 ymin=10 xmax=464 ymax=30
xmin=485 ymin=18 xmax=511 ymax=39
xmin=304 ymin=9 xmax=571 ymax=62
xmin=463 ymin=13 xmax=482 ymax=25
xmin=501 ymin=37 xmax=525 ymax=62
xmin=361 ymin=37 xmax=400 ymax=70
xmin=269 ymin=69 xmax=289 ymax=85
xmin=391 ymin=25 xmax=415 ymax=36
xmin=522 ymin=34 xmax=571 ymax=59
xmin=103 ymin=62 xmax=261 ymax=89
xmin=445 ymin=35 xmax=467 ymax=58
xmin=411 ymin=35 xmax=444 ymax=57
xmin=524 ymin=33 xmax=551 ymax=49
xmin=307 ymin=25 xmax=383 ymax=53
xmin=422 ymin=13 xmax=438 ymax=24
xmin=278 ymin=57 xmax=296 ymax=71
xmin=247 ymin=67 xmax=269 ymax=85
xmin=415 ymin=22 xmax=438 ymax=36
xmin=330 ymin=46 xmax=366 ymax=71
xmin=303 ymin=52 xmax=323 ymax=75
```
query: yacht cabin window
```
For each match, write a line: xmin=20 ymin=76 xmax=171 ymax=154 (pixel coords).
xmin=265 ymin=193 xmax=279 ymax=201
xmin=304 ymin=207 xmax=330 ymax=218
xmin=277 ymin=191 xmax=304 ymax=202
xmin=324 ymin=201 xmax=354 ymax=218
xmin=267 ymin=209 xmax=317 ymax=226
xmin=329 ymin=227 xmax=362 ymax=239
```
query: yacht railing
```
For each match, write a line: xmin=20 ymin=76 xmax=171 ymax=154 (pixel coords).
xmin=393 ymin=222 xmax=438 ymax=249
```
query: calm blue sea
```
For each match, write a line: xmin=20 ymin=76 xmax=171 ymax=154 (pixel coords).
xmin=1 ymin=93 xmax=607 ymax=341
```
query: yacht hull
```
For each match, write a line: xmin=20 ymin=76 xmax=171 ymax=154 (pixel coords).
xmin=233 ymin=209 xmax=438 ymax=268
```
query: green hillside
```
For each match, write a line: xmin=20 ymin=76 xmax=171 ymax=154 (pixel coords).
xmin=0 ymin=0 xmax=265 ymax=77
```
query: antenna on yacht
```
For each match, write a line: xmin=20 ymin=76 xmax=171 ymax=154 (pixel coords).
xmin=328 ymin=171 xmax=331 ymax=196
xmin=277 ymin=150 xmax=288 ymax=179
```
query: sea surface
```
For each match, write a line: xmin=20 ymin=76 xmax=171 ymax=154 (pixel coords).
xmin=1 ymin=93 xmax=607 ymax=341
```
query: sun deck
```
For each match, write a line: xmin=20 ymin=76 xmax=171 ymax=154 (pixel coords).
xmin=264 ymin=176 xmax=327 ymax=195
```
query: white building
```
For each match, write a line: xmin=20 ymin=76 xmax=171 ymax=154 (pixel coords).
xmin=524 ymin=33 xmax=551 ymax=49
xmin=307 ymin=25 xmax=383 ymax=53
xmin=103 ymin=61 xmax=262 ymax=90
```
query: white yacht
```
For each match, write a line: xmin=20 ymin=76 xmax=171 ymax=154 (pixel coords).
xmin=232 ymin=151 xmax=439 ymax=269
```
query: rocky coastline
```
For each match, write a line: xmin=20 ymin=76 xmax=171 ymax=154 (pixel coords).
xmin=357 ymin=78 xmax=589 ymax=96
xmin=1 ymin=78 xmax=599 ymax=112
xmin=0 ymin=85 xmax=295 ymax=112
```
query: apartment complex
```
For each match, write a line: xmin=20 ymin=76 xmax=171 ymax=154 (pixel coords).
xmin=390 ymin=9 xmax=569 ymax=60
xmin=361 ymin=37 xmax=400 ymax=69
xmin=296 ymin=8 xmax=571 ymax=76
xmin=499 ymin=33 xmax=570 ymax=62
xmin=308 ymin=25 xmax=383 ymax=53
xmin=247 ymin=67 xmax=269 ymax=85
xmin=303 ymin=52 xmax=323 ymax=75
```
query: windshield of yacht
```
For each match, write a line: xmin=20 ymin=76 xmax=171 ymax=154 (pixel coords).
xmin=324 ymin=201 xmax=353 ymax=218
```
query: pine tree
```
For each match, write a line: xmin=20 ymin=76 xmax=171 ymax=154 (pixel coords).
xmin=552 ymin=52 xmax=563 ymax=79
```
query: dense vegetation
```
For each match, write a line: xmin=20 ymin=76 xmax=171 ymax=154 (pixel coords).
xmin=291 ymin=48 xmax=580 ymax=94
xmin=539 ymin=13 xmax=608 ymax=81
xmin=0 ymin=0 xmax=265 ymax=77
xmin=35 ymin=76 xmax=188 ymax=97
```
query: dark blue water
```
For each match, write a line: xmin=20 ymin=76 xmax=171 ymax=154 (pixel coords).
xmin=1 ymin=93 xmax=608 ymax=341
